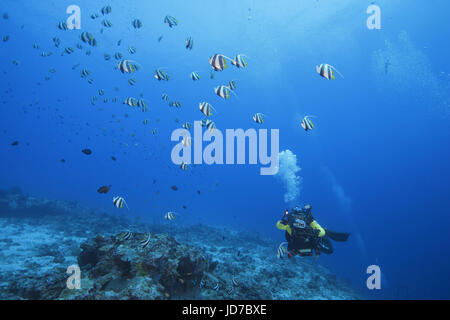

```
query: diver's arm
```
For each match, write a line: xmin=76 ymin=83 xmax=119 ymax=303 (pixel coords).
xmin=276 ymin=219 xmax=292 ymax=236
xmin=310 ymin=220 xmax=326 ymax=237
xmin=302 ymin=204 xmax=325 ymax=237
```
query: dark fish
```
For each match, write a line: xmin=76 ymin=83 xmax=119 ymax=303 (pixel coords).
xmin=182 ymin=205 xmax=187 ymax=209
xmin=111 ymin=156 xmax=116 ymax=161
xmin=132 ymin=19 xmax=143 ymax=29
xmin=97 ymin=185 xmax=111 ymax=194
xmin=197 ymin=190 xmax=200 ymax=195
xmin=11 ymin=141 xmax=19 ymax=146
xmin=385 ymin=58 xmax=391 ymax=74
xmin=171 ymin=185 xmax=178 ymax=191
xmin=81 ymin=148 xmax=92 ymax=155
xmin=60 ymin=159 xmax=66 ymax=163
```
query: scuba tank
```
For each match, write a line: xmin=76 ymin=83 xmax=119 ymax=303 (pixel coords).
xmin=287 ymin=206 xmax=315 ymax=237
xmin=287 ymin=206 xmax=334 ymax=255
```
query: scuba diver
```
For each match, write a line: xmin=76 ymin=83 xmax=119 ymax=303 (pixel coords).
xmin=276 ymin=204 xmax=350 ymax=259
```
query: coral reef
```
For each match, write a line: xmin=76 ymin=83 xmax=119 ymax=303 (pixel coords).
xmin=0 ymin=189 xmax=361 ymax=300
xmin=60 ymin=232 xmax=209 ymax=299
xmin=0 ymin=187 xmax=97 ymax=218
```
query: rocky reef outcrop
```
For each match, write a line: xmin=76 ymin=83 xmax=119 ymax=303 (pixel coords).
xmin=0 ymin=187 xmax=94 ymax=218
xmin=56 ymin=228 xmax=360 ymax=300
xmin=0 ymin=188 xmax=361 ymax=300
xmin=61 ymin=232 xmax=210 ymax=299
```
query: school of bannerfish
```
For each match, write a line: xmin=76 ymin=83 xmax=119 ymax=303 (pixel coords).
xmin=6 ymin=4 xmax=344 ymax=223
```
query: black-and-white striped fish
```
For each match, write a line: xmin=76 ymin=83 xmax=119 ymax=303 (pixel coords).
xmin=114 ymin=52 xmax=123 ymax=60
xmin=122 ymin=231 xmax=133 ymax=240
xmin=182 ymin=136 xmax=191 ymax=147
xmin=140 ymin=233 xmax=151 ymax=248
xmin=182 ymin=122 xmax=192 ymax=130
xmin=186 ymin=37 xmax=194 ymax=50
xmin=316 ymin=63 xmax=343 ymax=80
xmin=231 ymin=54 xmax=248 ymax=68
xmin=209 ymin=53 xmax=231 ymax=71
xmin=118 ymin=60 xmax=139 ymax=73
xmin=301 ymin=115 xmax=315 ymax=131
xmin=214 ymin=85 xmax=231 ymax=99
xmin=154 ymin=68 xmax=169 ymax=81
xmin=169 ymin=101 xmax=182 ymax=108
xmin=162 ymin=93 xmax=169 ymax=102
xmin=113 ymin=196 xmax=129 ymax=210
xmin=137 ymin=99 xmax=147 ymax=111
xmin=180 ymin=162 xmax=188 ymax=171
xmin=199 ymin=102 xmax=214 ymax=116
xmin=165 ymin=211 xmax=176 ymax=220
xmin=57 ymin=21 xmax=68 ymax=30
xmin=213 ymin=282 xmax=220 ymax=291
xmin=201 ymin=119 xmax=216 ymax=133
xmin=277 ymin=242 xmax=287 ymax=258
xmin=227 ymin=80 xmax=237 ymax=90
xmin=190 ymin=71 xmax=200 ymax=81
xmin=80 ymin=32 xmax=97 ymax=46
xmin=253 ymin=113 xmax=264 ymax=124
xmin=124 ymin=97 xmax=137 ymax=107
xmin=231 ymin=277 xmax=240 ymax=287
xmin=128 ymin=78 xmax=136 ymax=86
xmin=132 ymin=19 xmax=143 ymax=29
xmin=64 ymin=47 xmax=74 ymax=54
xmin=129 ymin=46 xmax=136 ymax=54
xmin=164 ymin=15 xmax=178 ymax=28
xmin=102 ymin=19 xmax=112 ymax=28
xmin=80 ymin=69 xmax=90 ymax=78
xmin=101 ymin=5 xmax=111 ymax=15
xmin=52 ymin=37 xmax=60 ymax=47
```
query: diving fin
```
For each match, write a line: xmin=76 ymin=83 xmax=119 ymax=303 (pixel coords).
xmin=325 ymin=229 xmax=350 ymax=242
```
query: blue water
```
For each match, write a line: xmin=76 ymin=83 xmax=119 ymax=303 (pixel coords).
xmin=1 ymin=0 xmax=449 ymax=299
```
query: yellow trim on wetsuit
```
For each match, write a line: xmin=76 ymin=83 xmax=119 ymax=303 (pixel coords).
xmin=276 ymin=220 xmax=292 ymax=236
xmin=310 ymin=220 xmax=325 ymax=237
